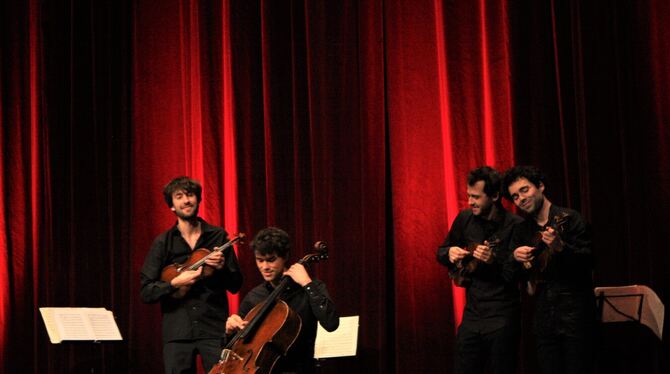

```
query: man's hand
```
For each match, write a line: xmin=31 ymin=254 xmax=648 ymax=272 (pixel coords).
xmin=170 ymin=267 xmax=203 ymax=288
xmin=448 ymin=246 xmax=470 ymax=264
xmin=226 ymin=314 xmax=248 ymax=334
xmin=472 ymin=244 xmax=493 ymax=264
xmin=541 ymin=227 xmax=563 ymax=252
xmin=204 ymin=250 xmax=226 ymax=270
xmin=284 ymin=263 xmax=312 ymax=287
xmin=513 ymin=246 xmax=535 ymax=262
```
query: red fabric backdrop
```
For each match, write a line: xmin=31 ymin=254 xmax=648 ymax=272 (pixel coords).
xmin=1 ymin=0 xmax=669 ymax=373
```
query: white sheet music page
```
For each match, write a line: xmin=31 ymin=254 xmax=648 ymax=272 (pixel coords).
xmin=314 ymin=315 xmax=359 ymax=359
xmin=55 ymin=308 xmax=95 ymax=341
xmin=86 ymin=309 xmax=123 ymax=341
xmin=39 ymin=307 xmax=123 ymax=343
xmin=39 ymin=307 xmax=63 ymax=343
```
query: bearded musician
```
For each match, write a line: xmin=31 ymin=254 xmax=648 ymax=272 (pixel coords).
xmin=503 ymin=166 xmax=595 ymax=374
xmin=140 ymin=176 xmax=243 ymax=373
xmin=437 ymin=166 xmax=522 ymax=374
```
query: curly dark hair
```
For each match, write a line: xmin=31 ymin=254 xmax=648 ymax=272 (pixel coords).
xmin=467 ymin=166 xmax=502 ymax=199
xmin=251 ymin=227 xmax=291 ymax=258
xmin=162 ymin=176 xmax=202 ymax=207
xmin=501 ymin=166 xmax=546 ymax=200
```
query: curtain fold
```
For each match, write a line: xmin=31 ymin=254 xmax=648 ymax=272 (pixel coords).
xmin=130 ymin=0 xmax=241 ymax=371
xmin=1 ymin=0 xmax=51 ymax=368
xmin=385 ymin=0 xmax=515 ymax=370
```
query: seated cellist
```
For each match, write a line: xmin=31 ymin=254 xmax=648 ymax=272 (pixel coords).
xmin=225 ymin=227 xmax=339 ymax=374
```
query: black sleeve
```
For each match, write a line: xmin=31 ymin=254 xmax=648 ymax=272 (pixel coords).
xmin=437 ymin=211 xmax=468 ymax=268
xmin=139 ymin=234 xmax=175 ymax=303
xmin=553 ymin=211 xmax=593 ymax=269
xmin=222 ymin=244 xmax=243 ymax=293
xmin=203 ymin=230 xmax=244 ymax=294
xmin=304 ymin=280 xmax=339 ymax=332
xmin=501 ymin=221 xmax=526 ymax=282
xmin=237 ymin=286 xmax=267 ymax=318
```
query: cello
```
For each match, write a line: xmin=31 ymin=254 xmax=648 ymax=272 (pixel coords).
xmin=209 ymin=243 xmax=328 ymax=374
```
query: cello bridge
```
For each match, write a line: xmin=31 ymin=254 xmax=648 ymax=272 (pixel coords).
xmin=219 ymin=348 xmax=243 ymax=362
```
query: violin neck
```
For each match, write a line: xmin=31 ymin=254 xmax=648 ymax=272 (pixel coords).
xmin=188 ymin=246 xmax=224 ymax=271
xmin=187 ymin=235 xmax=241 ymax=271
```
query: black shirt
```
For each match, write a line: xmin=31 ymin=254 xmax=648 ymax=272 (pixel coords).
xmin=238 ymin=278 xmax=339 ymax=373
xmin=437 ymin=208 xmax=523 ymax=333
xmin=508 ymin=204 xmax=595 ymax=336
xmin=140 ymin=218 xmax=243 ymax=344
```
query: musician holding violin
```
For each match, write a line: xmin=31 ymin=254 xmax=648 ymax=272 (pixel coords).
xmin=140 ymin=176 xmax=243 ymax=373
xmin=437 ymin=166 xmax=523 ymax=374
xmin=224 ymin=227 xmax=339 ymax=374
xmin=503 ymin=166 xmax=595 ymax=374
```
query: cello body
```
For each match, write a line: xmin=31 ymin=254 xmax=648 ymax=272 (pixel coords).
xmin=209 ymin=300 xmax=301 ymax=374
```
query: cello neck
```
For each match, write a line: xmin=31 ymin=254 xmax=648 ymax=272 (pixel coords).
xmin=226 ymin=247 xmax=329 ymax=348
xmin=230 ymin=274 xmax=291 ymax=345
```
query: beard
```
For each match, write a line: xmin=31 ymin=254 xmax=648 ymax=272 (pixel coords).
xmin=526 ymin=195 xmax=544 ymax=215
xmin=175 ymin=204 xmax=199 ymax=219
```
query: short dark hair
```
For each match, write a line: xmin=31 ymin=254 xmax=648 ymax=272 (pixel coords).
xmin=502 ymin=165 xmax=546 ymax=200
xmin=162 ymin=176 xmax=202 ymax=207
xmin=467 ymin=166 xmax=502 ymax=199
xmin=251 ymin=227 xmax=291 ymax=258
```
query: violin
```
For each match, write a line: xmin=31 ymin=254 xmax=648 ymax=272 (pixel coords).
xmin=524 ymin=212 xmax=569 ymax=294
xmin=449 ymin=237 xmax=500 ymax=287
xmin=209 ymin=242 xmax=328 ymax=374
xmin=161 ymin=233 xmax=245 ymax=298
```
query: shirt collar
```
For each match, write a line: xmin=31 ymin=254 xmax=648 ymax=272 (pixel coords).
xmin=168 ymin=217 xmax=215 ymax=236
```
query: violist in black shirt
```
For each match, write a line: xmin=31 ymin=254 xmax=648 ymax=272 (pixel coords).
xmin=140 ymin=177 xmax=243 ymax=373
xmin=503 ymin=166 xmax=596 ymax=374
xmin=437 ymin=166 xmax=523 ymax=374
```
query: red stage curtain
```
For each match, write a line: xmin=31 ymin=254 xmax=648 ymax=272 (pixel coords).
xmin=2 ymin=1 xmax=670 ymax=373
xmin=385 ymin=1 xmax=516 ymax=371
xmin=0 ymin=0 xmax=53 ymax=368
xmin=130 ymin=1 xmax=241 ymax=371
xmin=229 ymin=1 xmax=389 ymax=371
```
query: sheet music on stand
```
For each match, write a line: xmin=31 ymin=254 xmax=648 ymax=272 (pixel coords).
xmin=314 ymin=315 xmax=359 ymax=359
xmin=39 ymin=307 xmax=123 ymax=344
xmin=594 ymin=285 xmax=664 ymax=340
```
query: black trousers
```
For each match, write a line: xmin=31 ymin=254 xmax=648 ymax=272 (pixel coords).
xmin=534 ymin=287 xmax=596 ymax=374
xmin=454 ymin=319 xmax=520 ymax=374
xmin=536 ymin=332 xmax=594 ymax=374
xmin=163 ymin=338 xmax=223 ymax=374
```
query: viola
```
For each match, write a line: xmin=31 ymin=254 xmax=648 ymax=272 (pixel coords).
xmin=449 ymin=237 xmax=500 ymax=287
xmin=209 ymin=242 xmax=328 ymax=374
xmin=524 ymin=212 xmax=570 ymax=294
xmin=161 ymin=233 xmax=245 ymax=298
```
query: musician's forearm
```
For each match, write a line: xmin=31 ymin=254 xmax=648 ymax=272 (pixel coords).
xmin=140 ymin=279 xmax=174 ymax=303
